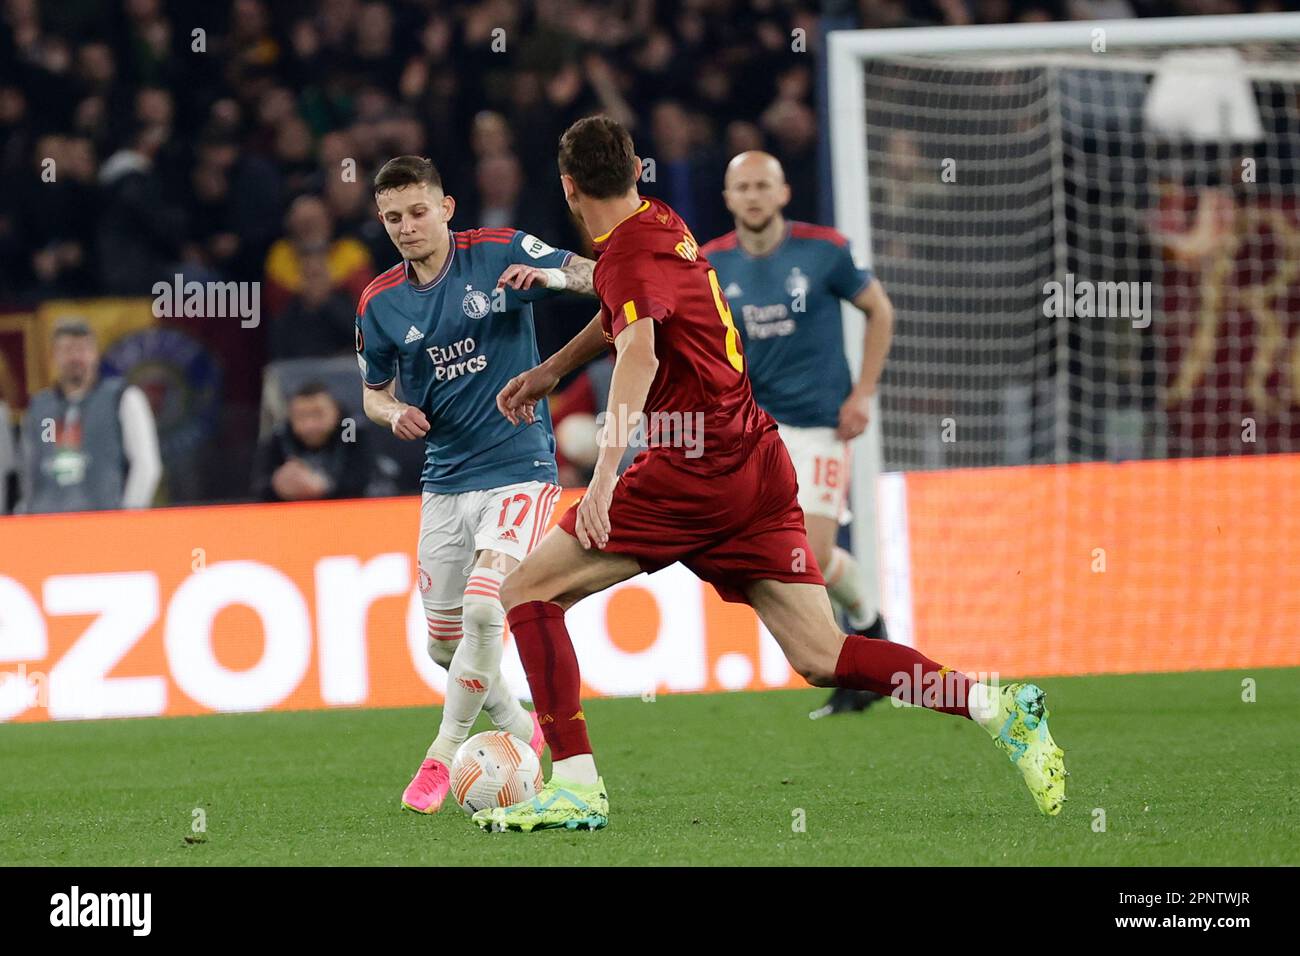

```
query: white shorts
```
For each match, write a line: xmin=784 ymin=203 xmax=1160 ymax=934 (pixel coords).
xmin=417 ymin=480 xmax=563 ymax=611
xmin=776 ymin=423 xmax=850 ymax=523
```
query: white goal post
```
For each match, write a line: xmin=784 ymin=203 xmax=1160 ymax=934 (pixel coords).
xmin=828 ymin=13 xmax=1300 ymax=643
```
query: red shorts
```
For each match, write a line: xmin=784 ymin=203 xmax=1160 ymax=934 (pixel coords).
xmin=557 ymin=427 xmax=824 ymax=604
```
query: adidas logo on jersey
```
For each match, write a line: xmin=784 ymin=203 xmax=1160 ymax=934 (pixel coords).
xmin=456 ymin=677 xmax=487 ymax=693
xmin=724 ymin=282 xmax=742 ymax=298
xmin=404 ymin=325 xmax=423 ymax=344
xmin=499 ymin=528 xmax=519 ymax=543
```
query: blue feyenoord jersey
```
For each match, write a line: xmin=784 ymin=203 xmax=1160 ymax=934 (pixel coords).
xmin=701 ymin=222 xmax=873 ymax=429
xmin=355 ymin=227 xmax=572 ymax=493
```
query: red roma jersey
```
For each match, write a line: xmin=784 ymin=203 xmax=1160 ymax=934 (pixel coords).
xmin=592 ymin=196 xmax=774 ymax=476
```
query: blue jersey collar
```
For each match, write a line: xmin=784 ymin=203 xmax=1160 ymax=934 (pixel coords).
xmin=406 ymin=230 xmax=456 ymax=291
xmin=737 ymin=220 xmax=792 ymax=261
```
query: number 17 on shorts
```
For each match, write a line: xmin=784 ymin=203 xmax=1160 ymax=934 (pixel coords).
xmin=479 ymin=481 xmax=563 ymax=560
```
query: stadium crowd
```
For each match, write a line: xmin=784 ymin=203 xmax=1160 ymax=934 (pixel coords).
xmin=0 ymin=0 xmax=1285 ymax=511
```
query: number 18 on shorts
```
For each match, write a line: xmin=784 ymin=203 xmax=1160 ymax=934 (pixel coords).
xmin=776 ymin=424 xmax=850 ymax=523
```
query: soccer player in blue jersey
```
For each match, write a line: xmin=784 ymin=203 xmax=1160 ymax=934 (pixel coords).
xmin=701 ymin=151 xmax=896 ymax=718
xmin=356 ymin=155 xmax=597 ymax=813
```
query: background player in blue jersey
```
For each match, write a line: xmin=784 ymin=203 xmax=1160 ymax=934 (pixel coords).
xmin=701 ymin=151 xmax=896 ymax=718
xmin=356 ymin=155 xmax=597 ymax=812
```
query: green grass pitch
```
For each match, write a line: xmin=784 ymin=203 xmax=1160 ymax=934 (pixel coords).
xmin=2 ymin=668 xmax=1296 ymax=866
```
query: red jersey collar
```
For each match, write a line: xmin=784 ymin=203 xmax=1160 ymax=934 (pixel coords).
xmin=591 ymin=198 xmax=652 ymax=250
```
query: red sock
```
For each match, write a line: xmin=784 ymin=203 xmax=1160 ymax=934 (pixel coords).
xmin=834 ymin=634 xmax=973 ymax=718
xmin=507 ymin=601 xmax=592 ymax=759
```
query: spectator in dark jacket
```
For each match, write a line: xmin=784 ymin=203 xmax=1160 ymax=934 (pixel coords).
xmin=251 ymin=381 xmax=377 ymax=501
xmin=642 ymin=100 xmax=727 ymax=239
xmin=95 ymin=123 xmax=186 ymax=294
xmin=22 ymin=133 xmax=98 ymax=297
xmin=267 ymin=251 xmax=357 ymax=360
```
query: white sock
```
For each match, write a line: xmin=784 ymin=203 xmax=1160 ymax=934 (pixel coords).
xmin=552 ymin=754 xmax=599 ymax=785
xmin=824 ymin=547 xmax=874 ymax=630
xmin=483 ymin=688 xmax=536 ymax=745
xmin=425 ymin=610 xmax=463 ymax=670
xmin=967 ymin=682 xmax=1000 ymax=732
xmin=425 ymin=607 xmax=532 ymax=745
xmin=424 ymin=610 xmax=463 ymax=762
xmin=468 ymin=570 xmax=533 ymax=742
xmin=427 ymin=569 xmax=509 ymax=764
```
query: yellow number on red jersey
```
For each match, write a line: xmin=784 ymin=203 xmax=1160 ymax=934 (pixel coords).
xmin=707 ymin=269 xmax=744 ymax=374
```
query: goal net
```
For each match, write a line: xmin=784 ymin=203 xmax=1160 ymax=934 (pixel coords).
xmin=830 ymin=15 xmax=1300 ymax=676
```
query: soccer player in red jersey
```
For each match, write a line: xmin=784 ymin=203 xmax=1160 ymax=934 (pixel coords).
xmin=475 ymin=117 xmax=1066 ymax=832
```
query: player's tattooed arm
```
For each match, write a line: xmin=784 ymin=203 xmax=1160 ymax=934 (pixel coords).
xmin=497 ymin=311 xmax=607 ymax=426
xmin=558 ymin=255 xmax=595 ymax=294
xmin=362 ymin=378 xmax=430 ymax=440
xmin=495 ymin=256 xmax=596 ymax=296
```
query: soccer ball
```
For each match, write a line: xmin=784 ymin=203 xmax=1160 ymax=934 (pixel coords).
xmin=449 ymin=731 xmax=543 ymax=815
xmin=555 ymin=412 xmax=599 ymax=468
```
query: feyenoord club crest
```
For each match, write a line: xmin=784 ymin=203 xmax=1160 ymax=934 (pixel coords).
xmin=462 ymin=286 xmax=491 ymax=319
xmin=418 ymin=567 xmax=432 ymax=592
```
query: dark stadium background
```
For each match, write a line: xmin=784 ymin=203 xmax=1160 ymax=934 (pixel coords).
xmin=0 ymin=0 xmax=1284 ymax=509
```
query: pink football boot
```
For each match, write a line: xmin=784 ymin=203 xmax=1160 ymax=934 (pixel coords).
xmin=401 ymin=758 xmax=450 ymax=813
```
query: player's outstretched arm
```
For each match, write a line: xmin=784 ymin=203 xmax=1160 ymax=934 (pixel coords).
xmin=496 ymin=256 xmax=596 ymax=297
xmin=497 ymin=311 xmax=608 ymax=425
xmin=362 ymin=379 xmax=430 ymax=440
xmin=544 ymin=310 xmax=608 ymax=379
xmin=577 ymin=318 xmax=657 ymax=550
xmin=838 ymin=278 xmax=896 ymax=440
